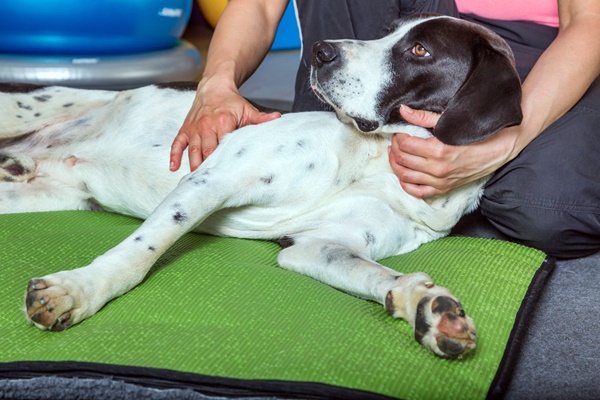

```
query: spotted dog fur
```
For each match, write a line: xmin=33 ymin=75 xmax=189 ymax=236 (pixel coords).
xmin=1 ymin=15 xmax=522 ymax=358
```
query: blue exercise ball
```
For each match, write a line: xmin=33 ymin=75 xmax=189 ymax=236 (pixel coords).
xmin=0 ymin=0 xmax=192 ymax=55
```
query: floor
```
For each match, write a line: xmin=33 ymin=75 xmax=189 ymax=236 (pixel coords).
xmin=182 ymin=14 xmax=299 ymax=110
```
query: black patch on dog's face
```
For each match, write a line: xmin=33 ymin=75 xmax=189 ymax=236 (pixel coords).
xmin=378 ymin=18 xmax=475 ymax=124
xmin=380 ymin=18 xmax=522 ymax=144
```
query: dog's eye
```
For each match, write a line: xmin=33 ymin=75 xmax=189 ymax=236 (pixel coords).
xmin=412 ymin=44 xmax=430 ymax=58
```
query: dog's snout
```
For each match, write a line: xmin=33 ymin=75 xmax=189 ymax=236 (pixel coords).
xmin=312 ymin=41 xmax=339 ymax=67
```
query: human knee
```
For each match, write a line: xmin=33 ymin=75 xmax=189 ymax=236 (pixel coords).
xmin=480 ymin=198 xmax=600 ymax=259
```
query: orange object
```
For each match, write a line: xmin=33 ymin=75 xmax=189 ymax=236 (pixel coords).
xmin=197 ymin=0 xmax=227 ymax=28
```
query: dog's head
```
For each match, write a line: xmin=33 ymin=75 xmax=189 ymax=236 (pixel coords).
xmin=310 ymin=14 xmax=523 ymax=144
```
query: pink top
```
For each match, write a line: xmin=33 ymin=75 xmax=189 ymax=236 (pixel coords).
xmin=456 ymin=0 xmax=559 ymax=28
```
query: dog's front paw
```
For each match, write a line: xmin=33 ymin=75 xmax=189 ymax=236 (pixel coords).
xmin=413 ymin=295 xmax=476 ymax=358
xmin=386 ymin=277 xmax=476 ymax=359
xmin=24 ymin=272 xmax=91 ymax=331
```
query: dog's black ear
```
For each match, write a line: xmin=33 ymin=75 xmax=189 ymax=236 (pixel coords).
xmin=434 ymin=47 xmax=523 ymax=145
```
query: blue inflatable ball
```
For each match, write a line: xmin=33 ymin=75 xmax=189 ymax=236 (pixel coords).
xmin=0 ymin=0 xmax=192 ymax=55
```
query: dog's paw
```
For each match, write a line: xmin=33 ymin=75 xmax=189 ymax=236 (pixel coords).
xmin=386 ymin=282 xmax=476 ymax=359
xmin=0 ymin=153 xmax=36 ymax=182
xmin=413 ymin=295 xmax=476 ymax=358
xmin=24 ymin=273 xmax=90 ymax=331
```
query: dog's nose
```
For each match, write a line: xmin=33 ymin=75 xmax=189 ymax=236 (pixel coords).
xmin=312 ymin=41 xmax=338 ymax=67
xmin=354 ymin=118 xmax=380 ymax=132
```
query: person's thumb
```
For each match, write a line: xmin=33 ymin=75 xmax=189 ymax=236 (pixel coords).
xmin=249 ymin=110 xmax=282 ymax=125
xmin=400 ymin=104 xmax=440 ymax=128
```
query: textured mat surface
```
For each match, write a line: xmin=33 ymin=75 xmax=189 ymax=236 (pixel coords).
xmin=0 ymin=211 xmax=550 ymax=399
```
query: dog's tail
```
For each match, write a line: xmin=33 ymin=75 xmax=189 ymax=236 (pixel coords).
xmin=0 ymin=83 xmax=116 ymax=141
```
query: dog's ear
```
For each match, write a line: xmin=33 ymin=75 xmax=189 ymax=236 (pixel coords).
xmin=433 ymin=47 xmax=523 ymax=145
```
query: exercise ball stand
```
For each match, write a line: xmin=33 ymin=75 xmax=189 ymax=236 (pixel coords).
xmin=0 ymin=42 xmax=201 ymax=90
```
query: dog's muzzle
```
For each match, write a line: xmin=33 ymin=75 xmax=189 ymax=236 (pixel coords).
xmin=311 ymin=41 xmax=381 ymax=133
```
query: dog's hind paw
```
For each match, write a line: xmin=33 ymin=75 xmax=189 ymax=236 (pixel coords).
xmin=24 ymin=274 xmax=89 ymax=331
xmin=0 ymin=153 xmax=35 ymax=182
xmin=386 ymin=277 xmax=476 ymax=359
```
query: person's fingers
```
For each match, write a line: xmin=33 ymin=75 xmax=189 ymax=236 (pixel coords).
xmin=388 ymin=136 xmax=454 ymax=197
xmin=186 ymin=131 xmax=203 ymax=172
xmin=170 ymin=132 xmax=189 ymax=171
xmin=171 ymin=98 xmax=281 ymax=172
xmin=389 ymin=151 xmax=439 ymax=188
xmin=389 ymin=134 xmax=426 ymax=168
xmin=399 ymin=180 xmax=443 ymax=198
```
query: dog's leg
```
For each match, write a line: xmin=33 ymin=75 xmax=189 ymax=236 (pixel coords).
xmin=277 ymin=237 xmax=476 ymax=358
xmin=0 ymin=85 xmax=116 ymax=140
xmin=0 ymin=181 xmax=94 ymax=213
xmin=0 ymin=152 xmax=95 ymax=212
xmin=23 ymin=169 xmax=230 ymax=330
xmin=0 ymin=153 xmax=35 ymax=182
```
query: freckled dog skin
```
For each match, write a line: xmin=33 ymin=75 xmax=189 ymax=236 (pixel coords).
xmin=1 ymin=14 xmax=523 ymax=358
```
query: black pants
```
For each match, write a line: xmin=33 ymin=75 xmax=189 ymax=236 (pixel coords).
xmin=291 ymin=0 xmax=600 ymax=259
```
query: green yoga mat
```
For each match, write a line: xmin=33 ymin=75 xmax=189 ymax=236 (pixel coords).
xmin=0 ymin=211 xmax=551 ymax=399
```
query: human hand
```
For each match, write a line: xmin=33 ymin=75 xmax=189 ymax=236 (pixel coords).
xmin=170 ymin=77 xmax=281 ymax=172
xmin=388 ymin=105 xmax=519 ymax=198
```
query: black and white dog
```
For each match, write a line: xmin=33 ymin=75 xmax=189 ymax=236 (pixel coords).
xmin=1 ymin=14 xmax=522 ymax=358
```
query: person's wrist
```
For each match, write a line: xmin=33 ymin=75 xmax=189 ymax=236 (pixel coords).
xmin=197 ymin=73 xmax=239 ymax=99
xmin=496 ymin=124 xmax=525 ymax=165
xmin=200 ymin=59 xmax=241 ymax=88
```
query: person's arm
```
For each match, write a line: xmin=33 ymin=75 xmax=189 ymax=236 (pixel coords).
xmin=170 ymin=0 xmax=289 ymax=172
xmin=389 ymin=0 xmax=600 ymax=198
